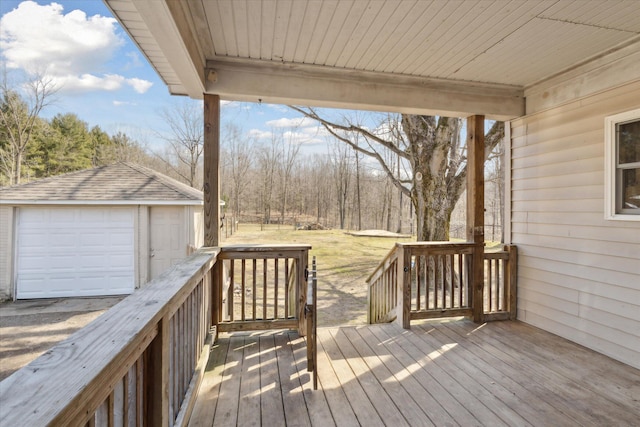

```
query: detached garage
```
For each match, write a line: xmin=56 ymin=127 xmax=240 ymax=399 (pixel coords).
xmin=0 ymin=163 xmax=204 ymax=300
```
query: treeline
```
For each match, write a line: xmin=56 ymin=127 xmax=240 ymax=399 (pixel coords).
xmin=1 ymin=76 xmax=199 ymax=187
xmin=219 ymin=123 xmax=504 ymax=240
xmin=0 ymin=111 xmax=153 ymax=185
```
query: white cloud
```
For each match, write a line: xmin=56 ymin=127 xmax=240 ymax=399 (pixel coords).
xmin=124 ymin=51 xmax=143 ymax=69
xmin=266 ymin=116 xmax=318 ymax=128
xmin=126 ymin=77 xmax=153 ymax=94
xmin=247 ymin=128 xmax=324 ymax=146
xmin=268 ymin=104 xmax=289 ymax=113
xmin=282 ymin=130 xmax=323 ymax=145
xmin=56 ymin=73 xmax=124 ymax=93
xmin=0 ymin=1 xmax=152 ymax=94
xmin=113 ymin=100 xmax=136 ymax=107
xmin=247 ymin=129 xmax=273 ymax=140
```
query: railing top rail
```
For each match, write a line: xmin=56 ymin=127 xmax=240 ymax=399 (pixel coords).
xmin=220 ymin=244 xmax=312 ymax=253
xmin=396 ymin=242 xmax=478 ymax=249
xmin=484 ymin=251 xmax=509 ymax=259
xmin=366 ymin=243 xmax=402 ymax=283
xmin=0 ymin=247 xmax=219 ymax=426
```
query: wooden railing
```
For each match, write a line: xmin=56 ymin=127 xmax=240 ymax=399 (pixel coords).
xmin=483 ymin=245 xmax=518 ymax=321
xmin=214 ymin=244 xmax=311 ymax=335
xmin=306 ymin=256 xmax=318 ymax=390
xmin=367 ymin=243 xmax=517 ymax=327
xmin=0 ymin=244 xmax=316 ymax=426
xmin=0 ymin=248 xmax=218 ymax=426
xmin=366 ymin=245 xmax=400 ymax=323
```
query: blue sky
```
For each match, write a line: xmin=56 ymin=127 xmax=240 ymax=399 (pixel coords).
xmin=0 ymin=0 xmax=329 ymax=151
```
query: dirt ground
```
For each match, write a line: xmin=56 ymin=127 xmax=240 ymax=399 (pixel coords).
xmin=0 ymin=296 xmax=124 ymax=381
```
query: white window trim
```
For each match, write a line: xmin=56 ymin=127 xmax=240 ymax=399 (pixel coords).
xmin=604 ymin=108 xmax=640 ymax=221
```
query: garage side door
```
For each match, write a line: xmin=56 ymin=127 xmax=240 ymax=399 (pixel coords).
xmin=16 ymin=207 xmax=135 ymax=299
xmin=150 ymin=206 xmax=186 ymax=280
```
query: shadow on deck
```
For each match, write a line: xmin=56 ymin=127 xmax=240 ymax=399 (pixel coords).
xmin=189 ymin=319 xmax=640 ymax=426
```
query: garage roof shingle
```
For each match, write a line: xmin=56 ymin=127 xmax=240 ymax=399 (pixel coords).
xmin=0 ymin=163 xmax=203 ymax=204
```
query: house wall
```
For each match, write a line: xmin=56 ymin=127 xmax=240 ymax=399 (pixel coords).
xmin=511 ymin=80 xmax=640 ymax=369
xmin=0 ymin=206 xmax=14 ymax=300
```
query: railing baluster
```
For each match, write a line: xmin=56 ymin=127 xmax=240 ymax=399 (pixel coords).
xmin=274 ymin=258 xmax=279 ymax=319
xmin=497 ymin=259 xmax=502 ymax=311
xmin=252 ymin=259 xmax=257 ymax=320
xmin=285 ymin=258 xmax=290 ymax=318
xmin=487 ymin=258 xmax=493 ymax=312
xmin=241 ymin=259 xmax=246 ymax=321
xmin=449 ymin=254 xmax=454 ymax=309
xmin=123 ymin=371 xmax=130 ymax=425
xmin=229 ymin=260 xmax=235 ymax=322
xmin=416 ymin=255 xmax=421 ymax=311
xmin=263 ymin=259 xmax=268 ymax=319
xmin=433 ymin=255 xmax=439 ymax=309
xmin=441 ymin=255 xmax=446 ymax=309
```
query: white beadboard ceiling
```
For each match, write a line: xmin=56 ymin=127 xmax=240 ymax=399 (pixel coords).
xmin=105 ymin=0 xmax=640 ymax=119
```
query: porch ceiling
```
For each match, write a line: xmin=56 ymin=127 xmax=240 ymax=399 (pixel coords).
xmin=105 ymin=0 xmax=640 ymax=119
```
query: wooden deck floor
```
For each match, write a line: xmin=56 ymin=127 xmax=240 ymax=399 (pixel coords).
xmin=189 ymin=320 xmax=640 ymax=427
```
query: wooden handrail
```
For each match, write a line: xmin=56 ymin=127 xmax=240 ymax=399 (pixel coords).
xmin=366 ymin=243 xmax=401 ymax=283
xmin=367 ymin=242 xmax=517 ymax=327
xmin=366 ymin=244 xmax=401 ymax=324
xmin=0 ymin=244 xmax=319 ymax=426
xmin=215 ymin=244 xmax=311 ymax=335
xmin=483 ymin=245 xmax=518 ymax=321
xmin=0 ymin=248 xmax=218 ymax=426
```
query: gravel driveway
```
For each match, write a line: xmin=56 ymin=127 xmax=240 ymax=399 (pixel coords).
xmin=0 ymin=296 xmax=124 ymax=381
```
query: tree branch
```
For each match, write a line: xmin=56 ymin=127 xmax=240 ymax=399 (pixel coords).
xmin=289 ymin=105 xmax=409 ymax=159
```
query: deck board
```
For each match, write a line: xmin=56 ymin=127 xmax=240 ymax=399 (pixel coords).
xmin=188 ymin=320 xmax=640 ymax=427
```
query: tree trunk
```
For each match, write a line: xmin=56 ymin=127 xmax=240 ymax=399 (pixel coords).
xmin=13 ymin=150 xmax=22 ymax=185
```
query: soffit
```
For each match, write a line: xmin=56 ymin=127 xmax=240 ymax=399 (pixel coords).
xmin=105 ymin=0 xmax=640 ymax=118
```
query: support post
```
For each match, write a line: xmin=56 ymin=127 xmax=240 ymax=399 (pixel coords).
xmin=507 ymin=245 xmax=518 ymax=320
xmin=298 ymin=250 xmax=309 ymax=336
xmin=204 ymin=94 xmax=220 ymax=247
xmin=396 ymin=244 xmax=411 ymax=329
xmin=466 ymin=115 xmax=485 ymax=323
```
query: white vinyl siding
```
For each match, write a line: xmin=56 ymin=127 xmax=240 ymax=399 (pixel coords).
xmin=511 ymin=80 xmax=640 ymax=369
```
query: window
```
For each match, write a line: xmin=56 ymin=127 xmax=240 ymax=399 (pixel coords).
xmin=605 ymin=109 xmax=640 ymax=220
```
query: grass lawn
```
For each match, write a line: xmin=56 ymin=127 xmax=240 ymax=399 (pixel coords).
xmin=222 ymin=223 xmax=415 ymax=326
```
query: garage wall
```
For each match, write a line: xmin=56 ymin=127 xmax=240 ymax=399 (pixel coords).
xmin=0 ymin=206 xmax=14 ymax=300
xmin=3 ymin=204 xmax=202 ymax=298
xmin=511 ymin=80 xmax=640 ymax=369
xmin=190 ymin=206 xmax=204 ymax=249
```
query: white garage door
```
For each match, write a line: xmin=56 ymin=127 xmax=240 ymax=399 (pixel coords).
xmin=16 ymin=207 xmax=135 ymax=299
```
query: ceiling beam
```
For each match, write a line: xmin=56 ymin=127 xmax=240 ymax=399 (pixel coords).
xmin=205 ymin=59 xmax=524 ymax=120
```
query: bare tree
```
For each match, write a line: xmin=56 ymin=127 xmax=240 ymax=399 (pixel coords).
xmin=330 ymin=141 xmax=352 ymax=229
xmin=156 ymin=100 xmax=203 ymax=187
xmin=257 ymin=134 xmax=279 ymax=224
xmin=0 ymin=72 xmax=57 ymax=185
xmin=222 ymin=124 xmax=253 ymax=220
xmin=290 ymin=107 xmax=503 ymax=241
xmin=276 ymin=129 xmax=302 ymax=225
